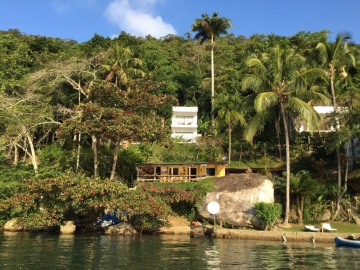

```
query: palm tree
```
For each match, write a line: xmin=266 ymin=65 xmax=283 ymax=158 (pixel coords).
xmin=315 ymin=33 xmax=356 ymax=217
xmin=214 ymin=93 xmax=246 ymax=164
xmin=191 ymin=13 xmax=232 ymax=134
xmin=242 ymin=45 xmax=329 ymax=225
xmin=275 ymin=170 xmax=321 ymax=225
xmin=102 ymin=43 xmax=145 ymax=87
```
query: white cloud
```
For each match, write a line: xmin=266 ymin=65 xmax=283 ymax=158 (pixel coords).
xmin=104 ymin=0 xmax=176 ymax=38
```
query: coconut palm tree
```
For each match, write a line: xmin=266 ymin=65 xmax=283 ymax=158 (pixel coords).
xmin=102 ymin=43 xmax=145 ymax=87
xmin=214 ymin=93 xmax=246 ymax=164
xmin=316 ymin=33 xmax=355 ymax=110
xmin=242 ymin=45 xmax=329 ymax=225
xmin=191 ymin=13 xmax=232 ymax=134
xmin=315 ymin=33 xmax=356 ymax=217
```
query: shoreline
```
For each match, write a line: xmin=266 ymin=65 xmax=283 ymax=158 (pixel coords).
xmin=157 ymin=225 xmax=352 ymax=243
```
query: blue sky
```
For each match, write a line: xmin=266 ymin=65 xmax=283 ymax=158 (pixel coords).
xmin=2 ymin=0 xmax=360 ymax=43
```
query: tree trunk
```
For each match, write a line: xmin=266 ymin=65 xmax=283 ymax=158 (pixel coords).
xmin=210 ymin=43 xmax=215 ymax=135
xmin=280 ymin=102 xmax=290 ymax=225
xmin=92 ymin=135 xmax=99 ymax=177
xmin=228 ymin=120 xmax=231 ymax=164
xmin=296 ymin=195 xmax=304 ymax=225
xmin=13 ymin=143 xmax=18 ymax=165
xmin=110 ymin=140 xmax=121 ymax=181
xmin=330 ymin=73 xmax=343 ymax=219
xmin=25 ymin=129 xmax=38 ymax=175
xmin=75 ymin=132 xmax=81 ymax=174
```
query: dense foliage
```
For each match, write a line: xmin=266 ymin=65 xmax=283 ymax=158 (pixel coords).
xmin=1 ymin=18 xmax=360 ymax=227
xmin=254 ymin=202 xmax=283 ymax=230
xmin=0 ymin=172 xmax=214 ymax=227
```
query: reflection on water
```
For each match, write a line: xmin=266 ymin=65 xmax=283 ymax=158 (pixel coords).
xmin=1 ymin=232 xmax=360 ymax=269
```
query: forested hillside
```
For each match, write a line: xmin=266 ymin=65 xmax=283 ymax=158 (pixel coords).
xmin=1 ymin=19 xmax=360 ymax=226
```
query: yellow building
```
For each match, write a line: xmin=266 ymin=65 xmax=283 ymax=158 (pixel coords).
xmin=136 ymin=162 xmax=227 ymax=182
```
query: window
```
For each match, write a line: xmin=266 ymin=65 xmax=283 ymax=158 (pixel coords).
xmin=206 ymin=168 xmax=216 ymax=176
xmin=176 ymin=116 xmax=193 ymax=125
xmin=170 ymin=168 xmax=179 ymax=175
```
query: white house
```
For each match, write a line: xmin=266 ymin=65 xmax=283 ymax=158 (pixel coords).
xmin=171 ymin=106 xmax=199 ymax=143
xmin=298 ymin=106 xmax=339 ymax=132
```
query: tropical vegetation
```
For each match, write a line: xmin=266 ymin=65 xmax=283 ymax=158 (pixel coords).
xmin=1 ymin=15 xmax=360 ymax=229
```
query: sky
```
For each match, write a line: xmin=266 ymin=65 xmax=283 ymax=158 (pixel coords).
xmin=1 ymin=0 xmax=360 ymax=43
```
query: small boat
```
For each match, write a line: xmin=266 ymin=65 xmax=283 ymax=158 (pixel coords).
xmin=334 ymin=236 xmax=360 ymax=248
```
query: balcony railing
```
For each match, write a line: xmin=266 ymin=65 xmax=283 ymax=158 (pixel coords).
xmin=136 ymin=174 xmax=209 ymax=182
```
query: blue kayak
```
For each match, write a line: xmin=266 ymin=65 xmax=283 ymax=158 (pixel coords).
xmin=334 ymin=236 xmax=360 ymax=248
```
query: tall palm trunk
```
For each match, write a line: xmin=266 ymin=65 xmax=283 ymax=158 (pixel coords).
xmin=228 ymin=119 xmax=232 ymax=164
xmin=330 ymin=68 xmax=342 ymax=218
xmin=211 ymin=43 xmax=215 ymax=135
xmin=280 ymin=102 xmax=290 ymax=225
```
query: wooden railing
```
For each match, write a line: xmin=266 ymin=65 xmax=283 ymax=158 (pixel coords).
xmin=136 ymin=174 xmax=209 ymax=182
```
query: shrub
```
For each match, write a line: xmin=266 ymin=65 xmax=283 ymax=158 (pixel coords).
xmin=255 ymin=202 xmax=282 ymax=230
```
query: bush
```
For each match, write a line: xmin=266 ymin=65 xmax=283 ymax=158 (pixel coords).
xmin=255 ymin=202 xmax=282 ymax=230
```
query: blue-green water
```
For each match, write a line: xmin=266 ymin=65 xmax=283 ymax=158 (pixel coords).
xmin=0 ymin=232 xmax=359 ymax=269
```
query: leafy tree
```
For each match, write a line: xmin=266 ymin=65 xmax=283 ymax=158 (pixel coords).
xmin=0 ymin=33 xmax=33 ymax=94
xmin=191 ymin=13 xmax=232 ymax=133
xmin=214 ymin=92 xmax=246 ymax=164
xmin=242 ymin=45 xmax=329 ymax=225
xmin=58 ymin=79 xmax=177 ymax=179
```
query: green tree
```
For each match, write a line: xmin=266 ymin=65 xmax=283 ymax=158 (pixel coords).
xmin=214 ymin=92 xmax=246 ymax=164
xmin=191 ymin=13 xmax=232 ymax=133
xmin=102 ymin=43 xmax=145 ymax=87
xmin=242 ymin=45 xmax=329 ymax=225
xmin=58 ymin=79 xmax=177 ymax=180
xmin=315 ymin=33 xmax=356 ymax=218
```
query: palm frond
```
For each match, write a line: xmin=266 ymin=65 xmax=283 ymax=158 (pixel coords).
xmin=288 ymin=97 xmax=320 ymax=132
xmin=244 ymin=111 xmax=269 ymax=142
xmin=254 ymin=92 xmax=278 ymax=112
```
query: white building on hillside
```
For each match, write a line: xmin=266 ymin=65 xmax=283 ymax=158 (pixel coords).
xmin=171 ymin=106 xmax=199 ymax=143
xmin=298 ymin=106 xmax=339 ymax=132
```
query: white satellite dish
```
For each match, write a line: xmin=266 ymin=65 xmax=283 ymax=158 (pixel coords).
xmin=207 ymin=201 xmax=220 ymax=215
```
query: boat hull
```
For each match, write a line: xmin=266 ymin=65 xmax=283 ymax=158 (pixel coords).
xmin=334 ymin=236 xmax=360 ymax=248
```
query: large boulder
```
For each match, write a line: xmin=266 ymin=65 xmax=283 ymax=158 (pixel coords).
xmin=197 ymin=173 xmax=274 ymax=229
xmin=3 ymin=219 xmax=23 ymax=231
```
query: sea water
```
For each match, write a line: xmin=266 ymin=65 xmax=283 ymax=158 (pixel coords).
xmin=0 ymin=232 xmax=359 ymax=269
